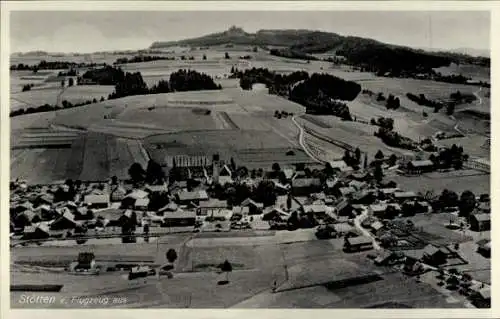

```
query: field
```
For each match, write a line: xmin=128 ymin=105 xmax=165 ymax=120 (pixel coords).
xmin=10 ymin=230 xmax=460 ymax=308
xmin=390 ymin=169 xmax=490 ymax=195
xmin=433 ymin=63 xmax=490 ymax=83
xmin=11 ymin=131 xmax=149 ymax=183
xmin=144 ymin=130 xmax=311 ymax=169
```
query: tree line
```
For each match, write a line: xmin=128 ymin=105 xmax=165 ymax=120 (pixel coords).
xmin=114 ymin=55 xmax=176 ymax=65
xmin=10 ymin=60 xmax=103 ymax=71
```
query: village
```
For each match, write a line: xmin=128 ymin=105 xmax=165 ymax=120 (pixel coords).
xmin=10 ymin=150 xmax=491 ymax=308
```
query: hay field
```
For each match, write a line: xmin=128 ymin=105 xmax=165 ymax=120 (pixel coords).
xmin=391 ymin=170 xmax=490 ymax=195
xmin=10 ymin=88 xmax=61 ymax=111
xmin=10 ymin=132 xmax=148 ymax=183
xmin=117 ymin=107 xmax=219 ymax=132
xmin=144 ymin=130 xmax=310 ymax=167
xmin=297 ymin=116 xmax=410 ymax=157
xmin=360 ymin=77 xmax=478 ymax=101
xmin=60 ymin=85 xmax=115 ymax=104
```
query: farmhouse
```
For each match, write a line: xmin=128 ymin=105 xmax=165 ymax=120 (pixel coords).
xmin=406 ymin=160 xmax=434 ymax=174
xmin=344 ymin=236 xmax=373 ymax=252
xmin=262 ymin=207 xmax=289 ymax=221
xmin=110 ymin=186 xmax=127 ymax=202
xmin=198 ymin=199 xmax=228 ymax=216
xmin=328 ymin=160 xmax=352 ymax=172
xmin=83 ymin=194 xmax=110 ymax=209
xmin=470 ymin=213 xmax=491 ymax=232
xmin=422 ymin=244 xmax=448 ymax=266
xmin=50 ymin=211 xmax=77 ymax=230
xmin=22 ymin=223 xmax=50 ymax=240
xmin=232 ymin=206 xmax=250 ymax=218
xmin=177 ymin=190 xmax=209 ymax=205
xmin=134 ymin=198 xmax=150 ymax=211
xmin=241 ymin=198 xmax=264 ymax=214
xmin=163 ymin=211 xmax=196 ymax=227
xmin=291 ymin=178 xmax=321 ymax=196
xmin=335 ymin=199 xmax=356 ymax=217
xmin=393 ymin=191 xmax=417 ymax=202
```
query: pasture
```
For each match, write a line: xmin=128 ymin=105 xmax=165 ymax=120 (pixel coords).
xmin=390 ymin=170 xmax=490 ymax=195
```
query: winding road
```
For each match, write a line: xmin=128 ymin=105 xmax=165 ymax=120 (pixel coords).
xmin=291 ymin=115 xmax=324 ymax=163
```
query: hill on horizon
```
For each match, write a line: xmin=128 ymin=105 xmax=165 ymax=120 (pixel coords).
xmin=150 ymin=26 xmax=490 ymax=69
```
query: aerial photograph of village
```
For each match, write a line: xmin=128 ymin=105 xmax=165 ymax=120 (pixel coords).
xmin=8 ymin=9 xmax=491 ymax=309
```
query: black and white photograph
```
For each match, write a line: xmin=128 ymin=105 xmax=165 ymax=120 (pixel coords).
xmin=3 ymin=2 xmax=494 ymax=313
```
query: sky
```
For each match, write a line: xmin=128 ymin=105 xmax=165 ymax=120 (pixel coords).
xmin=10 ymin=11 xmax=490 ymax=53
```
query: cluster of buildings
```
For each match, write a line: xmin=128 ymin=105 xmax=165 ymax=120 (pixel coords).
xmin=9 ymin=157 xmax=490 ymax=246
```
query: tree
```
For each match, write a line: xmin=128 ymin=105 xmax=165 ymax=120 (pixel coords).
xmin=354 ymin=147 xmax=361 ymax=164
xmin=146 ymin=159 xmax=165 ymax=185
xmin=61 ymin=80 xmax=65 ymax=88
xmin=272 ymin=162 xmax=281 ymax=172
xmin=438 ymin=189 xmax=459 ymax=210
xmin=100 ymin=96 xmax=105 ymax=102
xmin=388 ymin=154 xmax=398 ymax=166
xmin=68 ymin=78 xmax=74 ymax=87
xmin=459 ymin=190 xmax=476 ymax=218
xmin=230 ymin=157 xmax=237 ymax=172
xmin=446 ymin=103 xmax=456 ymax=116
xmin=253 ymin=46 xmax=258 ymax=53
xmin=225 ymin=52 xmax=230 ymax=59
xmin=363 ymin=153 xmax=368 ymax=169
xmin=111 ymin=176 xmax=118 ymax=185
xmin=375 ymin=150 xmax=385 ymax=160
xmin=128 ymin=162 xmax=146 ymax=184
xmin=203 ymin=54 xmax=207 ymax=60
xmin=166 ymin=248 xmax=178 ymax=264
xmin=219 ymin=259 xmax=233 ymax=283
xmin=374 ymin=163 xmax=384 ymax=183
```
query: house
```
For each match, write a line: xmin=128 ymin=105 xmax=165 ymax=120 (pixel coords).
xmin=303 ymin=204 xmax=327 ymax=215
xmin=344 ymin=236 xmax=373 ymax=252
xmin=337 ymin=186 xmax=356 ymax=198
xmin=121 ymin=189 xmax=149 ymax=208
xmin=163 ymin=211 xmax=196 ymax=227
xmin=158 ymin=202 xmax=179 ymax=215
xmin=422 ymin=244 xmax=448 ymax=266
xmin=393 ymin=191 xmax=417 ymax=202
xmin=232 ymin=206 xmax=250 ymax=218
xmin=241 ymin=198 xmax=264 ymax=214
xmin=370 ymin=221 xmax=385 ymax=233
xmin=374 ymin=251 xmax=405 ymax=266
xmin=406 ymin=160 xmax=434 ymax=174
xmin=206 ymin=209 xmax=232 ymax=221
xmin=177 ymin=190 xmax=209 ymax=205
xmin=369 ymin=204 xmax=388 ymax=218
xmin=110 ymin=186 xmax=127 ymax=202
xmin=328 ymin=160 xmax=352 ymax=172
xmin=335 ymin=199 xmax=355 ymax=217
xmin=348 ymin=180 xmax=366 ymax=191
xmin=198 ymin=199 xmax=228 ymax=216
xmin=262 ymin=207 xmax=289 ymax=221
xmin=477 ymin=240 xmax=491 ymax=258
xmin=470 ymin=286 xmax=491 ymax=308
xmin=22 ymin=223 xmax=50 ymax=240
xmin=84 ymin=194 xmax=110 ymax=209
xmin=95 ymin=208 xmax=124 ymax=226
xmin=291 ymin=178 xmax=322 ymax=196
xmin=333 ymin=223 xmax=354 ymax=236
xmin=369 ymin=203 xmax=401 ymax=219
xmin=146 ymin=184 xmax=169 ymax=194
xmin=470 ymin=213 xmax=490 ymax=231
xmin=134 ymin=198 xmax=150 ymax=211
xmin=50 ymin=211 xmax=77 ymax=230
xmin=351 ymin=190 xmax=376 ymax=205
